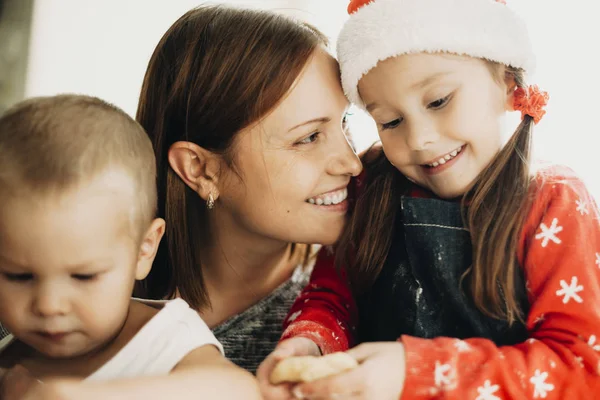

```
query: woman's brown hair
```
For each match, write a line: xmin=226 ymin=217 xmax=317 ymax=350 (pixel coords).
xmin=135 ymin=5 xmax=327 ymax=309
xmin=338 ymin=64 xmax=533 ymax=325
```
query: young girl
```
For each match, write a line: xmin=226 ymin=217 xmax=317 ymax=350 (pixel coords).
xmin=258 ymin=0 xmax=600 ymax=398
xmin=0 ymin=95 xmax=261 ymax=400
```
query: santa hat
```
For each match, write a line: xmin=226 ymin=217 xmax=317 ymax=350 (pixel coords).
xmin=337 ymin=0 xmax=536 ymax=109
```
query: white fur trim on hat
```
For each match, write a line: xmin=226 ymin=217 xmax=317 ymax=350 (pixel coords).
xmin=337 ymin=0 xmax=535 ymax=109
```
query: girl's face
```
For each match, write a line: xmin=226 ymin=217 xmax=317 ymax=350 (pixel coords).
xmin=358 ymin=53 xmax=514 ymax=199
xmin=215 ymin=50 xmax=362 ymax=246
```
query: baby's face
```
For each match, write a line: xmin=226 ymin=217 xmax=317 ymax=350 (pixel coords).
xmin=0 ymin=171 xmax=143 ymax=359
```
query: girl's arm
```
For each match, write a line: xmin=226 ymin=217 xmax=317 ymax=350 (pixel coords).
xmin=19 ymin=345 xmax=262 ymax=400
xmin=280 ymin=246 xmax=358 ymax=354
xmin=279 ymin=145 xmax=381 ymax=354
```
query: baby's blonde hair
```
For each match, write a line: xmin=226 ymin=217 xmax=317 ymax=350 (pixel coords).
xmin=0 ymin=94 xmax=157 ymax=240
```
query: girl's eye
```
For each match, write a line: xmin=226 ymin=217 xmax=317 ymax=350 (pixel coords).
xmin=3 ymin=273 xmax=33 ymax=282
xmin=381 ymin=117 xmax=403 ymax=130
xmin=428 ymin=94 xmax=451 ymax=109
xmin=297 ymin=132 xmax=320 ymax=145
xmin=342 ymin=112 xmax=353 ymax=126
xmin=72 ymin=274 xmax=98 ymax=282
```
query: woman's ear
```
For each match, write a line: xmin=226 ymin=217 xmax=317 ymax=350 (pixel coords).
xmin=168 ymin=141 xmax=221 ymax=201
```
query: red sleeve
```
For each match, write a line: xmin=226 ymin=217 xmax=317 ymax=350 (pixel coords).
xmin=400 ymin=167 xmax=600 ymax=399
xmin=280 ymin=246 xmax=358 ymax=354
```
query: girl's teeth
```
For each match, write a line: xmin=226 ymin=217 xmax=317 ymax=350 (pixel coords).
xmin=324 ymin=197 xmax=332 ymax=205
xmin=309 ymin=198 xmax=315 ymax=204
xmin=316 ymin=198 xmax=323 ymax=205
xmin=428 ymin=146 xmax=463 ymax=167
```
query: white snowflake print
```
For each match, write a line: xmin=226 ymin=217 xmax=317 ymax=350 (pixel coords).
xmin=575 ymin=356 xmax=584 ymax=368
xmin=550 ymin=361 xmax=556 ymax=369
xmin=528 ymin=338 xmax=537 ymax=345
xmin=434 ymin=361 xmax=455 ymax=390
xmin=596 ymin=253 xmax=600 ymax=268
xmin=287 ymin=310 xmax=302 ymax=323
xmin=476 ymin=380 xmax=500 ymax=400
xmin=576 ymin=199 xmax=590 ymax=215
xmin=453 ymin=340 xmax=471 ymax=352
xmin=534 ymin=314 xmax=546 ymax=325
xmin=555 ymin=276 xmax=584 ymax=304
xmin=535 ymin=218 xmax=563 ymax=247
xmin=516 ymin=370 xmax=525 ymax=388
xmin=530 ymin=369 xmax=555 ymax=398
xmin=588 ymin=335 xmax=600 ymax=352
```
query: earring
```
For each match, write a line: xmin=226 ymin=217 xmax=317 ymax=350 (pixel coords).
xmin=207 ymin=192 xmax=215 ymax=210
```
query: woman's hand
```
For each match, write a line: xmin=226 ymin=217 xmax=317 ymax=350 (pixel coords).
xmin=292 ymin=341 xmax=406 ymax=400
xmin=257 ymin=337 xmax=321 ymax=400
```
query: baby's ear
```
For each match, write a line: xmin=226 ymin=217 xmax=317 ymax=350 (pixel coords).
xmin=135 ymin=218 xmax=166 ymax=280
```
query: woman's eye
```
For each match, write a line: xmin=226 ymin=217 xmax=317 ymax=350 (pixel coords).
xmin=381 ymin=118 xmax=403 ymax=130
xmin=297 ymin=132 xmax=320 ymax=145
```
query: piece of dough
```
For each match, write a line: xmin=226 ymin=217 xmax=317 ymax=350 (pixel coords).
xmin=270 ymin=352 xmax=358 ymax=384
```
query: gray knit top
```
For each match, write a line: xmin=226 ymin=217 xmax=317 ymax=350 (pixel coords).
xmin=0 ymin=324 xmax=8 ymax=340
xmin=212 ymin=265 xmax=311 ymax=374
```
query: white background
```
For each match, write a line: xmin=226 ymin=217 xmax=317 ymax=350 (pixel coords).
xmin=23 ymin=0 xmax=600 ymax=199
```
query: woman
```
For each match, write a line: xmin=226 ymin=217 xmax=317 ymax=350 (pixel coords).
xmin=135 ymin=5 xmax=362 ymax=373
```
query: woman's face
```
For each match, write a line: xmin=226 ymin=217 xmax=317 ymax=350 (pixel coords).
xmin=216 ymin=49 xmax=362 ymax=246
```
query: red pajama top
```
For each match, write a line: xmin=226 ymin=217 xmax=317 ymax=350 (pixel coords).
xmin=281 ymin=165 xmax=600 ymax=399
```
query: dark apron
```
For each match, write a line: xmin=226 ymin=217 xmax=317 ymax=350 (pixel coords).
xmin=358 ymin=196 xmax=529 ymax=346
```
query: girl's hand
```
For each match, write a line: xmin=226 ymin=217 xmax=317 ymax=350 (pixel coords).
xmin=257 ymin=337 xmax=322 ymax=400
xmin=292 ymin=342 xmax=406 ymax=400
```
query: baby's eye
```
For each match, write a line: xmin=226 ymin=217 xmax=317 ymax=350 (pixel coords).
xmin=72 ymin=274 xmax=98 ymax=282
xmin=3 ymin=273 xmax=33 ymax=282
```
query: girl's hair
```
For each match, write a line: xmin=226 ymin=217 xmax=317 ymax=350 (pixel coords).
xmin=337 ymin=64 xmax=534 ymax=325
xmin=135 ymin=5 xmax=327 ymax=309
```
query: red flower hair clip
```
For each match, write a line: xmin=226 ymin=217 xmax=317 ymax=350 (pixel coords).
xmin=513 ymin=85 xmax=549 ymax=125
